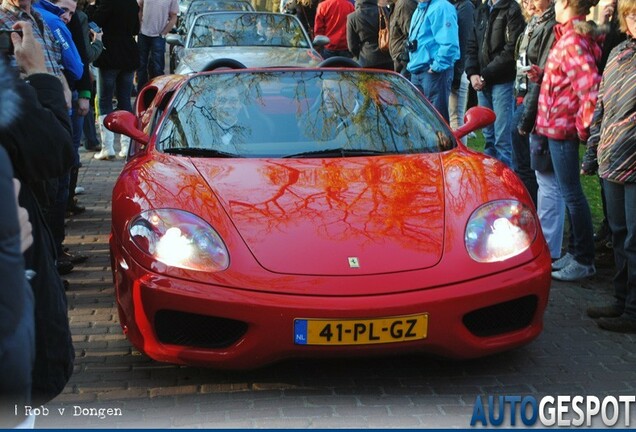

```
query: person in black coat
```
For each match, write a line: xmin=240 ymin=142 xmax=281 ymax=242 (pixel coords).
xmin=388 ymin=0 xmax=417 ymax=73
xmin=0 ymin=21 xmax=75 ymax=407
xmin=0 ymin=146 xmax=35 ymax=429
xmin=89 ymin=0 xmax=140 ymax=160
xmin=347 ymin=0 xmax=393 ymax=69
xmin=465 ymin=0 xmax=526 ymax=167
xmin=286 ymin=0 xmax=320 ymax=38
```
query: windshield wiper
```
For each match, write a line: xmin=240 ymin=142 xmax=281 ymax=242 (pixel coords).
xmin=283 ymin=148 xmax=390 ymax=158
xmin=163 ymin=147 xmax=241 ymax=158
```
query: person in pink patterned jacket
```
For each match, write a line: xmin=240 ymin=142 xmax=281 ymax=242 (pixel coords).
xmin=530 ymin=0 xmax=602 ymax=281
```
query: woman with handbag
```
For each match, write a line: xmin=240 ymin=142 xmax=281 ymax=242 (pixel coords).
xmin=347 ymin=0 xmax=394 ymax=69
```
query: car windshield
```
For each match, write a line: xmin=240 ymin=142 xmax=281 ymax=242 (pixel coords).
xmin=156 ymin=70 xmax=456 ymax=158
xmin=187 ymin=12 xmax=309 ymax=48
xmin=187 ymin=0 xmax=253 ymax=13
xmin=183 ymin=1 xmax=254 ymax=30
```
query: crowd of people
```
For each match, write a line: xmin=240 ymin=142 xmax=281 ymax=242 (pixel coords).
xmin=0 ymin=0 xmax=176 ymax=426
xmin=291 ymin=0 xmax=634 ymax=331
xmin=0 ymin=0 xmax=634 ymax=424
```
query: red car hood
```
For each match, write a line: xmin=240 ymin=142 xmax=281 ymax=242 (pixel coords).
xmin=191 ymin=155 xmax=445 ymax=276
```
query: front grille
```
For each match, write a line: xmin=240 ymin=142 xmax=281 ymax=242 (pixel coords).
xmin=462 ymin=296 xmax=538 ymax=337
xmin=154 ymin=310 xmax=248 ymax=349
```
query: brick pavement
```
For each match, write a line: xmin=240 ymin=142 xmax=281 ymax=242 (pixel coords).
xmin=31 ymin=149 xmax=636 ymax=428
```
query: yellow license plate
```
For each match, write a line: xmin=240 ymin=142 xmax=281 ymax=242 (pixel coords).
xmin=294 ymin=314 xmax=428 ymax=345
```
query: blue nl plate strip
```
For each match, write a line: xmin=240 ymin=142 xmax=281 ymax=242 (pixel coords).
xmin=294 ymin=319 xmax=308 ymax=345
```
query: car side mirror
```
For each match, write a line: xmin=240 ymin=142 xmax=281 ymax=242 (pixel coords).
xmin=166 ymin=34 xmax=184 ymax=46
xmin=312 ymin=35 xmax=330 ymax=48
xmin=453 ymin=106 xmax=496 ymax=141
xmin=104 ymin=111 xmax=150 ymax=145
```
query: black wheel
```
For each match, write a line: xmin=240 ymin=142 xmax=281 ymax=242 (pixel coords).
xmin=201 ymin=58 xmax=247 ymax=72
xmin=317 ymin=57 xmax=361 ymax=68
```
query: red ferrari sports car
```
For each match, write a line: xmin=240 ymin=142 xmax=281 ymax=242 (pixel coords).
xmin=105 ymin=62 xmax=551 ymax=368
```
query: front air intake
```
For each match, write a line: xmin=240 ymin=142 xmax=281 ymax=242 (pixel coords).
xmin=154 ymin=310 xmax=248 ymax=349
xmin=462 ymin=296 xmax=538 ymax=337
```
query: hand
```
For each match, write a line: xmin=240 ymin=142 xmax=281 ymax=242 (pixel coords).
xmin=580 ymin=142 xmax=598 ymax=175
xmin=12 ymin=21 xmax=47 ymax=75
xmin=601 ymin=3 xmax=615 ymax=23
xmin=13 ymin=179 xmax=33 ymax=253
xmin=526 ymin=64 xmax=543 ymax=83
xmin=77 ymin=97 xmax=90 ymax=116
xmin=90 ymin=29 xmax=102 ymax=42
xmin=470 ymin=74 xmax=484 ymax=91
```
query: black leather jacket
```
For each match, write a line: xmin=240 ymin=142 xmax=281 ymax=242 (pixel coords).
xmin=465 ymin=0 xmax=525 ymax=85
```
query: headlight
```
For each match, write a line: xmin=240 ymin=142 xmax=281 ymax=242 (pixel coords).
xmin=129 ymin=209 xmax=229 ymax=272
xmin=465 ymin=200 xmax=537 ymax=263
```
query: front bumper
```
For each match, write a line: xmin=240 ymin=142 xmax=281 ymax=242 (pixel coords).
xmin=111 ymin=244 xmax=551 ymax=369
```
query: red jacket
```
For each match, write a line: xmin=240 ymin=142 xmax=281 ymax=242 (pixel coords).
xmin=535 ymin=17 xmax=602 ymax=142
xmin=315 ymin=0 xmax=354 ymax=51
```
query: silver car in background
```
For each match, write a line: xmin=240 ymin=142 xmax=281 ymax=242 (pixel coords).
xmin=167 ymin=12 xmax=328 ymax=73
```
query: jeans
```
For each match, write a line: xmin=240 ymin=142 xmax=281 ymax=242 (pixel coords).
xmin=410 ymin=68 xmax=453 ymax=123
xmin=83 ymin=101 xmax=99 ymax=149
xmin=603 ymin=179 xmax=636 ymax=319
xmin=96 ymin=68 xmax=135 ymax=116
xmin=535 ymin=168 xmax=565 ymax=259
xmin=548 ymin=138 xmax=595 ymax=266
xmin=511 ymin=103 xmax=537 ymax=204
xmin=137 ymin=34 xmax=167 ymax=91
xmin=477 ymin=82 xmax=514 ymax=167
xmin=449 ymin=72 xmax=469 ymax=143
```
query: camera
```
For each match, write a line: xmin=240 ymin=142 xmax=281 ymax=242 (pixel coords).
xmin=406 ymin=39 xmax=418 ymax=52
xmin=0 ymin=29 xmax=22 ymax=55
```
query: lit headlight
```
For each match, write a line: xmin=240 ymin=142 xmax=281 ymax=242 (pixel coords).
xmin=129 ymin=209 xmax=229 ymax=272
xmin=465 ymin=200 xmax=537 ymax=263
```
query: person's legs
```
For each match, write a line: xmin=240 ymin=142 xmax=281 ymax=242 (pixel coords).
xmin=67 ymin=94 xmax=85 ymax=213
xmin=148 ymin=35 xmax=167 ymax=80
xmin=449 ymin=72 xmax=469 ymax=143
xmin=604 ymin=180 xmax=636 ymax=317
xmin=535 ymin=168 xmax=565 ymax=259
xmin=97 ymin=68 xmax=117 ymax=116
xmin=136 ymin=33 xmax=151 ymax=93
xmin=511 ymin=103 xmax=538 ymax=204
xmin=115 ymin=70 xmax=135 ymax=113
xmin=83 ymin=65 xmax=100 ymax=150
xmin=94 ymin=68 xmax=117 ymax=159
xmin=593 ymin=180 xmax=636 ymax=332
xmin=414 ymin=69 xmax=452 ymax=123
xmin=548 ymin=138 xmax=595 ymax=274
xmin=114 ymin=70 xmax=135 ymax=157
xmin=82 ymin=101 xmax=100 ymax=150
xmin=489 ymin=81 xmax=514 ymax=167
xmin=595 ymin=177 xmax=612 ymax=245
xmin=426 ymin=69 xmax=453 ymax=123
xmin=476 ymin=88 xmax=496 ymax=159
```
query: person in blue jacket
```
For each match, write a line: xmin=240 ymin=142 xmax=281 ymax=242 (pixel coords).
xmin=406 ymin=0 xmax=459 ymax=122
xmin=33 ymin=0 xmax=83 ymax=81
